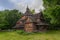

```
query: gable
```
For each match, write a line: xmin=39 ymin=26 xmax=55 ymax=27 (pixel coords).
xmin=20 ymin=16 xmax=27 ymax=20
xmin=25 ymin=17 xmax=33 ymax=23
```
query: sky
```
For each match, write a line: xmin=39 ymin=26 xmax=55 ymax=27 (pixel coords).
xmin=0 ymin=0 xmax=44 ymax=13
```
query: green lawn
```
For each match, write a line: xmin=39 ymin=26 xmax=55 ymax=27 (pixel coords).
xmin=0 ymin=30 xmax=60 ymax=40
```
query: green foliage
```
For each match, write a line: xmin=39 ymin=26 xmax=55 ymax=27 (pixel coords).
xmin=43 ymin=0 xmax=60 ymax=29
xmin=16 ymin=30 xmax=30 ymax=35
xmin=0 ymin=11 xmax=9 ymax=28
xmin=0 ymin=30 xmax=60 ymax=40
xmin=16 ymin=30 xmax=25 ymax=34
xmin=0 ymin=9 xmax=22 ymax=29
xmin=31 ymin=9 xmax=35 ymax=14
xmin=43 ymin=0 xmax=60 ymax=8
xmin=16 ymin=30 xmax=37 ymax=35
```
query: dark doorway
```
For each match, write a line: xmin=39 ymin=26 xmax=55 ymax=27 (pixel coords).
xmin=19 ymin=27 xmax=24 ymax=30
xmin=36 ymin=25 xmax=40 ymax=31
xmin=16 ymin=26 xmax=24 ymax=30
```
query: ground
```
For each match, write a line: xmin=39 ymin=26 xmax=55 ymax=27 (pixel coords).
xmin=0 ymin=30 xmax=60 ymax=40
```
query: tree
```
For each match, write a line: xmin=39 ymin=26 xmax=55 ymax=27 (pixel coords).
xmin=0 ymin=9 xmax=22 ymax=29
xmin=43 ymin=0 xmax=60 ymax=29
xmin=31 ymin=9 xmax=35 ymax=14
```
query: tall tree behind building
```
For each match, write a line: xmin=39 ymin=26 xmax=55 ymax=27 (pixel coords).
xmin=43 ymin=0 xmax=60 ymax=29
xmin=0 ymin=9 xmax=22 ymax=29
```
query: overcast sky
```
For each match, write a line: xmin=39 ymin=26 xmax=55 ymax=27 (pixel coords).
xmin=0 ymin=0 xmax=44 ymax=13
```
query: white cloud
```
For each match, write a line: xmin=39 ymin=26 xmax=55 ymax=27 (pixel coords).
xmin=9 ymin=0 xmax=44 ymax=13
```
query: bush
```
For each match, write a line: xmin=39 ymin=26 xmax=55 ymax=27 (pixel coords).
xmin=16 ymin=30 xmax=36 ymax=35
xmin=16 ymin=30 xmax=24 ymax=34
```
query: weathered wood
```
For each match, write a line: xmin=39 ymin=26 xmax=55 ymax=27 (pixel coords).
xmin=14 ymin=7 xmax=49 ymax=32
xmin=25 ymin=23 xmax=36 ymax=32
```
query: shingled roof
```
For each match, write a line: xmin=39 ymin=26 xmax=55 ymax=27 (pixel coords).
xmin=25 ymin=16 xmax=36 ymax=23
xmin=14 ymin=6 xmax=49 ymax=29
xmin=24 ymin=6 xmax=33 ymax=16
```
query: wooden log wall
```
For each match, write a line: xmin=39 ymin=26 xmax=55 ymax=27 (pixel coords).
xmin=24 ymin=23 xmax=36 ymax=32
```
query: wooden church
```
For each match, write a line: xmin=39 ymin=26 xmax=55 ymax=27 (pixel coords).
xmin=14 ymin=6 xmax=48 ymax=32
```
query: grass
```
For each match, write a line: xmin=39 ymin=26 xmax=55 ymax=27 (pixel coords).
xmin=0 ymin=30 xmax=60 ymax=40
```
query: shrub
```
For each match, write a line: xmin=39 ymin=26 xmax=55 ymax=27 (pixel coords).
xmin=16 ymin=30 xmax=36 ymax=35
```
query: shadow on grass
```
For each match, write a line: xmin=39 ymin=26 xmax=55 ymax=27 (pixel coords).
xmin=45 ymin=30 xmax=60 ymax=34
xmin=0 ymin=30 xmax=60 ymax=35
xmin=16 ymin=30 xmax=60 ymax=35
xmin=15 ymin=30 xmax=47 ymax=35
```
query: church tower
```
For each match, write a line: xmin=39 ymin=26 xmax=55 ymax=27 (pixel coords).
xmin=24 ymin=6 xmax=33 ymax=16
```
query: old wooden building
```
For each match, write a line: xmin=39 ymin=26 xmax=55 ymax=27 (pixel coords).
xmin=14 ymin=6 xmax=48 ymax=32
